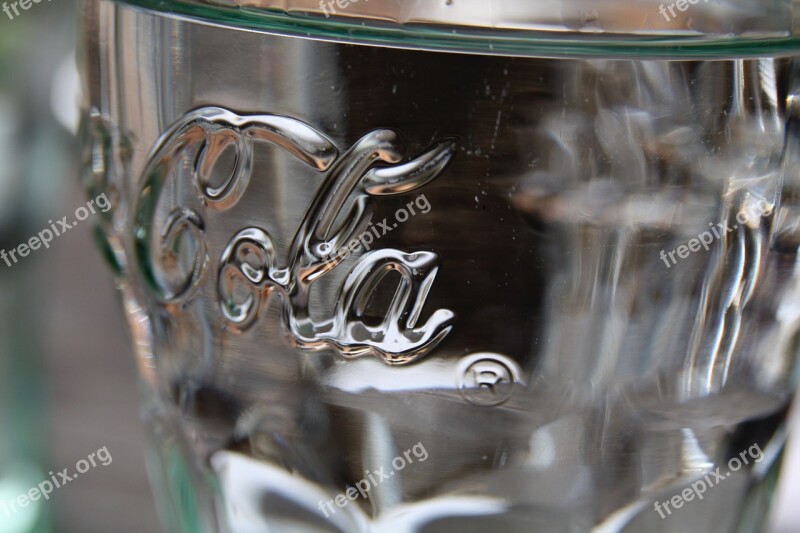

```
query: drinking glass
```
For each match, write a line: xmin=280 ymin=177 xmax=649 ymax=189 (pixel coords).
xmin=80 ymin=1 xmax=800 ymax=531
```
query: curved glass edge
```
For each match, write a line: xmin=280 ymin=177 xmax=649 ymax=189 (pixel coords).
xmin=113 ymin=0 xmax=800 ymax=59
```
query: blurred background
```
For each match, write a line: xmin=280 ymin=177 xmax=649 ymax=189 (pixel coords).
xmin=0 ymin=1 xmax=798 ymax=532
xmin=0 ymin=0 xmax=161 ymax=530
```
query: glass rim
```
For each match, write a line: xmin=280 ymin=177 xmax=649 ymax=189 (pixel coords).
xmin=113 ymin=0 xmax=800 ymax=59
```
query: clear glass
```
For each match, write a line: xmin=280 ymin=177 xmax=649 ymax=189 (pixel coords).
xmin=80 ymin=1 xmax=800 ymax=531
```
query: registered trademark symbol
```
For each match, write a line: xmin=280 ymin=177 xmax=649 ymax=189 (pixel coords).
xmin=457 ymin=353 xmax=522 ymax=406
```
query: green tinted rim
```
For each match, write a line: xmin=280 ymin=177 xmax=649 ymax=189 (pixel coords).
xmin=116 ymin=0 xmax=800 ymax=58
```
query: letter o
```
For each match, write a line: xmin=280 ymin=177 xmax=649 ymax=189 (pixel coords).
xmin=76 ymin=460 xmax=90 ymax=474
xmin=395 ymin=208 xmax=409 ymax=223
xmin=75 ymin=206 xmax=90 ymax=221
xmin=392 ymin=456 xmax=406 ymax=471
xmin=728 ymin=457 xmax=742 ymax=471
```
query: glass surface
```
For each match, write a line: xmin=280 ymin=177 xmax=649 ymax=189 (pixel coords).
xmin=81 ymin=0 xmax=800 ymax=531
xmin=109 ymin=0 xmax=800 ymax=57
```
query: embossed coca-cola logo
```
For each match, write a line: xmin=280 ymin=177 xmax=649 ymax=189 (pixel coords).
xmin=133 ymin=107 xmax=456 ymax=365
